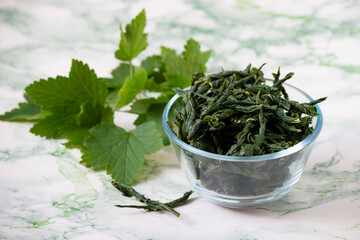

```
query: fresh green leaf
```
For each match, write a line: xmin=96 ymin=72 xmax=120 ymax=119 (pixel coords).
xmin=163 ymin=73 xmax=191 ymax=90
xmin=141 ymin=55 xmax=166 ymax=86
xmin=128 ymin=96 xmax=169 ymax=115
xmin=62 ymin=127 xmax=91 ymax=149
xmin=162 ymin=38 xmax=211 ymax=81
xmin=25 ymin=59 xmax=111 ymax=139
xmin=183 ymin=38 xmax=212 ymax=68
xmin=81 ymin=121 xmax=163 ymax=185
xmin=115 ymin=9 xmax=148 ymax=61
xmin=128 ymin=96 xmax=170 ymax=145
xmin=141 ymin=55 xmax=164 ymax=74
xmin=133 ymin=103 xmax=170 ymax=146
xmin=25 ymin=59 xmax=108 ymax=111
xmin=143 ymin=77 xmax=161 ymax=92
xmin=30 ymin=105 xmax=79 ymax=139
xmin=0 ymin=95 xmax=47 ymax=122
xmin=61 ymin=103 xmax=114 ymax=148
xmin=60 ymin=104 xmax=113 ymax=148
xmin=116 ymin=67 xmax=147 ymax=109
xmin=105 ymin=63 xmax=135 ymax=89
xmin=76 ymin=102 xmax=114 ymax=127
xmin=132 ymin=103 xmax=166 ymax=126
xmin=161 ymin=47 xmax=177 ymax=58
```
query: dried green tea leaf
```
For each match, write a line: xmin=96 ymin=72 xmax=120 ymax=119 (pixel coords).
xmin=169 ymin=64 xmax=326 ymax=156
xmin=112 ymin=182 xmax=194 ymax=217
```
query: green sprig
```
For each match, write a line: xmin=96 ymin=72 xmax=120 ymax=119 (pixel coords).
xmin=0 ymin=9 xmax=211 ymax=188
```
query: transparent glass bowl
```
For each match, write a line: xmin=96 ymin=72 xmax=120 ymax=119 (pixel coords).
xmin=162 ymin=83 xmax=323 ymax=208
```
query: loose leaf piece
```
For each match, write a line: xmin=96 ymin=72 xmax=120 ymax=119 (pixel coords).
xmin=161 ymin=39 xmax=211 ymax=90
xmin=112 ymin=182 xmax=194 ymax=217
xmin=81 ymin=121 xmax=163 ymax=185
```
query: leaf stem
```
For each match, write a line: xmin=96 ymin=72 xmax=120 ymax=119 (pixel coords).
xmin=129 ymin=60 xmax=134 ymax=78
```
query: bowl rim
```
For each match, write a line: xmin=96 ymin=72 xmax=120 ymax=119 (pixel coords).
xmin=162 ymin=82 xmax=323 ymax=162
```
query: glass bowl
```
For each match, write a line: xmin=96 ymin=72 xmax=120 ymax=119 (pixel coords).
xmin=162 ymin=82 xmax=323 ymax=208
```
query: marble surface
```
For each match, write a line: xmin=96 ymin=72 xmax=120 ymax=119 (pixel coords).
xmin=1 ymin=0 xmax=360 ymax=239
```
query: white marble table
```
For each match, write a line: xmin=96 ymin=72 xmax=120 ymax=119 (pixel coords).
xmin=1 ymin=0 xmax=360 ymax=239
